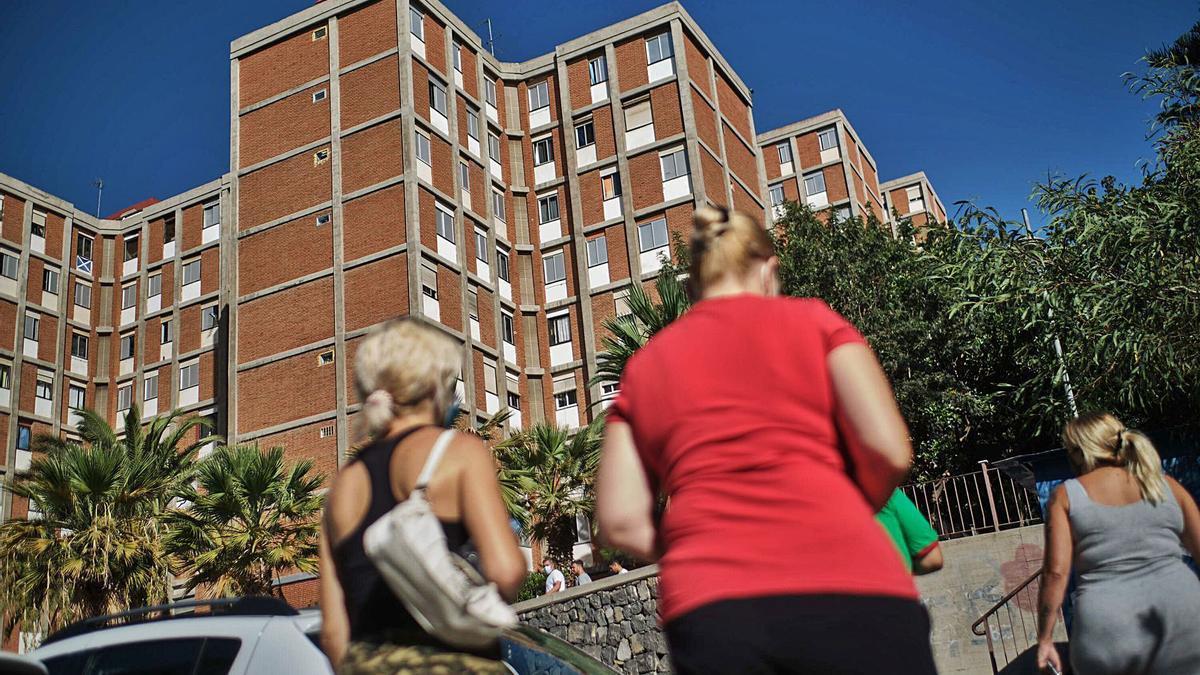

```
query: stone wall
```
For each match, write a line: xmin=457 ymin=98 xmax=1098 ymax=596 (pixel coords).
xmin=513 ymin=566 xmax=670 ymax=674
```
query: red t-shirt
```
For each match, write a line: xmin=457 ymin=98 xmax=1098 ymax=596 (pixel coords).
xmin=607 ymin=295 xmax=917 ymax=623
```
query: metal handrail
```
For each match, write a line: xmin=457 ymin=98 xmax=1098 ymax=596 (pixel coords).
xmin=971 ymin=569 xmax=1041 ymax=637
xmin=971 ymin=569 xmax=1063 ymax=674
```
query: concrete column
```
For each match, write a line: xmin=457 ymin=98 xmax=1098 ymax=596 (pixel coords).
xmin=669 ymin=20 xmax=706 ymax=210
xmin=706 ymin=56 xmax=735 ymax=208
xmin=328 ymin=16 xmax=350 ymax=464
xmin=397 ymin=0 xmax=423 ymax=326
xmin=226 ymin=57 xmax=242 ymax=441
xmin=836 ymin=121 xmax=859 ymax=220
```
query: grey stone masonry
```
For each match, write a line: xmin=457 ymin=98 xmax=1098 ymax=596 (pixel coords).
xmin=513 ymin=564 xmax=670 ymax=674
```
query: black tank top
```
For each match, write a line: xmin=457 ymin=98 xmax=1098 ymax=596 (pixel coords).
xmin=332 ymin=426 xmax=472 ymax=641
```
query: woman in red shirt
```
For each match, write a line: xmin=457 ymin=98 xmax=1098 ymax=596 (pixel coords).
xmin=597 ymin=206 xmax=936 ymax=674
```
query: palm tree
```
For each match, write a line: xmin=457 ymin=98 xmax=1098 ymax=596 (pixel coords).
xmin=495 ymin=420 xmax=602 ymax=564
xmin=591 ymin=267 xmax=691 ymax=390
xmin=164 ymin=444 xmax=325 ymax=598
xmin=0 ymin=406 xmax=212 ymax=638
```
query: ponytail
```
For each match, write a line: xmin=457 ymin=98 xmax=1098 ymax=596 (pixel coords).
xmin=1063 ymin=413 xmax=1167 ymax=505
xmin=1118 ymin=428 xmax=1167 ymax=505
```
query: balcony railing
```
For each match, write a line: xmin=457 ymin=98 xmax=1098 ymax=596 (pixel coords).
xmin=902 ymin=461 xmax=1042 ymax=541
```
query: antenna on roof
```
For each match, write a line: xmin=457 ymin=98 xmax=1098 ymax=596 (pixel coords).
xmin=483 ymin=18 xmax=496 ymax=56
xmin=92 ymin=178 xmax=104 ymax=219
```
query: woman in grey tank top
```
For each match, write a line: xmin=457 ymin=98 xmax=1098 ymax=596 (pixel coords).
xmin=1036 ymin=413 xmax=1200 ymax=675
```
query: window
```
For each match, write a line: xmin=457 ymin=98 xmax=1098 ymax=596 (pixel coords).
xmin=43 ymin=268 xmax=59 ymax=294
xmin=467 ymin=289 xmax=479 ymax=319
xmin=409 ymin=7 xmax=424 ymax=40
xmin=71 ymin=333 xmax=88 ymax=359
xmin=15 ymin=425 xmax=30 ymax=454
xmin=646 ymin=32 xmax=673 ymax=64
xmin=120 ymin=334 xmax=135 ymax=361
xmin=485 ymin=79 xmax=497 ymax=106
xmin=459 ymin=161 xmax=470 ymax=190
xmin=429 ymin=79 xmax=447 ymax=115
xmin=453 ymin=44 xmax=462 ymax=72
xmin=164 ymin=215 xmax=176 ymax=244
xmin=575 ymin=120 xmax=595 ymax=148
xmin=202 ymin=304 xmax=219 ymax=331
xmin=528 ymin=80 xmax=550 ymax=111
xmin=148 ymin=273 xmax=161 ymax=297
xmin=475 ymin=230 xmax=488 ymax=260
xmin=769 ymin=185 xmax=785 ymax=206
xmin=435 ymin=207 xmax=455 ymax=242
xmin=35 ymin=378 xmax=52 ymax=401
xmin=180 ymin=362 xmax=199 ymax=390
xmin=69 ymin=384 xmax=86 ymax=410
xmin=421 ymin=264 xmax=438 ymax=299
xmin=487 ymin=133 xmax=501 ymax=162
xmin=313 ymin=148 xmax=330 ymax=164
xmin=161 ymin=319 xmax=173 ymax=344
xmin=507 ymin=391 xmax=521 ymax=410
xmin=586 ymin=236 xmax=608 ymax=267
xmin=638 ymin=218 xmax=669 ymax=252
xmin=660 ymin=148 xmax=688 ymax=181
xmin=553 ymin=377 xmax=577 ymax=409
xmin=543 ymin=251 xmax=566 ymax=284
xmin=483 ymin=363 xmax=498 ymax=394
xmin=548 ymin=313 xmax=571 ymax=346
xmin=74 ymin=281 xmax=92 ymax=309
xmin=501 ymin=312 xmax=515 ymax=344
xmin=23 ymin=313 xmax=38 ymax=341
xmin=467 ymin=109 xmax=480 ymax=140
xmin=319 ymin=424 xmax=335 ymax=438
xmin=182 ymin=259 xmax=201 ymax=285
xmin=117 ymin=384 xmax=132 ymax=412
xmin=122 ymin=283 xmax=137 ymax=310
xmin=817 ymin=128 xmax=838 ymax=151
xmin=317 ymin=350 xmax=334 ymax=365
xmin=588 ymin=54 xmax=607 ymax=85
xmin=777 ymin=143 xmax=793 ymax=165
xmin=804 ymin=171 xmax=827 ymax=196
xmin=492 ymin=191 xmax=505 ymax=221
xmin=76 ymin=234 xmax=94 ymax=268
xmin=316 ymin=213 xmax=331 ymax=226
xmin=497 ymin=250 xmax=510 ymax=281
xmin=415 ymin=131 xmax=432 ymax=165
xmin=624 ymin=99 xmax=652 ymax=131
xmin=537 ymin=194 xmax=559 ymax=223
xmin=0 ymin=251 xmax=17 ymax=280
xmin=532 ymin=137 xmax=553 ymax=166
xmin=907 ymin=186 xmax=923 ymax=207
xmin=601 ymin=381 xmax=620 ymax=399
xmin=203 ymin=202 xmax=220 ymax=230
xmin=601 ymin=172 xmax=621 ymax=200
xmin=0 ymin=364 xmax=9 ymax=390
xmin=31 ymin=211 xmax=46 ymax=238
xmin=312 ymin=26 xmax=327 ymax=40
xmin=313 ymin=89 xmax=329 ymax=103
xmin=144 ymin=373 xmax=158 ymax=401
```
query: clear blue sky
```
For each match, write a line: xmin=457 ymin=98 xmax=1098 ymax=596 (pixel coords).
xmin=0 ymin=0 xmax=1192 ymax=224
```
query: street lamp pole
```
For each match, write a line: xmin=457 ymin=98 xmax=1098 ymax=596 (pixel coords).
xmin=1022 ymin=208 xmax=1078 ymax=418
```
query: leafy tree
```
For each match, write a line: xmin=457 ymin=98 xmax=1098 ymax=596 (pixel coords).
xmin=165 ymin=444 xmax=325 ymax=598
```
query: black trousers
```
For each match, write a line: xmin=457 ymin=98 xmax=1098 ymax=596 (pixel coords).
xmin=664 ymin=594 xmax=938 ymax=675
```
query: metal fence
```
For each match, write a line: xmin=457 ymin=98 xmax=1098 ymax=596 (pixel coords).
xmin=901 ymin=461 xmax=1043 ymax=540
xmin=971 ymin=569 xmax=1062 ymax=673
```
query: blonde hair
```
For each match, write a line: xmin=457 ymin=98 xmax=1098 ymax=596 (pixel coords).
xmin=689 ymin=206 xmax=775 ymax=295
xmin=354 ymin=318 xmax=461 ymax=437
xmin=1062 ymin=413 xmax=1166 ymax=504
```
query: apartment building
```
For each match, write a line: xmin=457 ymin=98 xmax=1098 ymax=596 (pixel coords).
xmin=0 ymin=172 xmax=228 ymax=522
xmin=758 ymin=109 xmax=885 ymax=225
xmin=881 ymin=171 xmax=947 ymax=228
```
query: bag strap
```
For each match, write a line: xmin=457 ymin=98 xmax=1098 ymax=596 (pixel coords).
xmin=414 ymin=430 xmax=456 ymax=491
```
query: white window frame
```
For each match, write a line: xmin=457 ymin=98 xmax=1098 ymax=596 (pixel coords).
xmin=24 ymin=313 xmax=39 ymax=341
xmin=528 ymin=80 xmax=550 ymax=111
xmin=497 ymin=250 xmax=511 ymax=282
xmin=409 ymin=7 xmax=424 ymax=40
xmin=201 ymin=304 xmax=219 ymax=331
xmin=76 ymin=233 xmax=94 ymax=272
xmin=818 ymin=127 xmax=838 ymax=152
xmin=203 ymin=202 xmax=220 ymax=231
xmin=588 ymin=54 xmax=608 ymax=85
xmin=147 ymin=273 xmax=162 ymax=298
xmin=487 ymin=132 xmax=501 ymax=162
xmin=601 ymin=172 xmax=621 ymax=200
xmin=182 ymin=259 xmax=201 ymax=286
xmin=180 ymin=362 xmax=199 ymax=390
xmin=532 ymin=137 xmax=554 ymax=166
xmin=43 ymin=268 xmax=59 ymax=295
xmin=804 ymin=171 xmax=827 ymax=197
xmin=0 ymin=251 xmax=18 ymax=280
xmin=161 ymin=319 xmax=173 ymax=345
xmin=537 ymin=194 xmax=560 ymax=224
xmin=34 ymin=378 xmax=52 ymax=401
xmin=453 ymin=44 xmax=462 ymax=72
xmin=575 ymin=120 xmax=595 ymax=149
xmin=119 ymin=333 xmax=136 ymax=361
xmin=492 ymin=191 xmax=506 ymax=221
xmin=467 ymin=109 xmax=480 ymax=140
xmin=645 ymin=32 xmax=673 ymax=64
xmin=429 ymin=79 xmax=448 ymax=116
xmin=501 ymin=312 xmax=515 ymax=345
xmin=68 ymin=383 xmax=86 ymax=410
xmin=117 ymin=383 xmax=133 ymax=412
xmin=624 ymin=100 xmax=652 ymax=131
xmin=638 ymin=218 xmax=669 ymax=252
xmin=586 ymin=236 xmax=608 ymax=267
xmin=121 ymin=283 xmax=137 ymax=310
xmin=74 ymin=281 xmax=92 ymax=309
xmin=543 ymin=250 xmax=566 ymax=284
xmin=548 ymin=313 xmax=571 ymax=346
xmin=769 ymin=185 xmax=785 ymax=206
xmin=474 ymin=229 xmax=488 ymax=261
xmin=459 ymin=161 xmax=470 ymax=190
xmin=415 ymin=131 xmax=432 ymax=166
xmin=435 ymin=206 xmax=455 ymax=243
xmin=777 ymin=143 xmax=793 ymax=165
xmin=485 ymin=79 xmax=498 ymax=106
xmin=144 ymin=373 xmax=159 ymax=401
xmin=70 ymin=333 xmax=88 ymax=359
xmin=660 ymin=148 xmax=689 ymax=181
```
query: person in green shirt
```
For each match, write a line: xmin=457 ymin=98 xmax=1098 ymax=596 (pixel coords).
xmin=877 ymin=490 xmax=944 ymax=575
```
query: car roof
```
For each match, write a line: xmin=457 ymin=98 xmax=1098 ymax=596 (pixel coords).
xmin=30 ymin=615 xmax=278 ymax=660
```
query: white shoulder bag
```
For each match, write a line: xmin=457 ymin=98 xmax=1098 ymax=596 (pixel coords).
xmin=362 ymin=430 xmax=518 ymax=649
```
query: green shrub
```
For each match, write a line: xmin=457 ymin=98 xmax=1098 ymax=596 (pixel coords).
xmin=517 ymin=571 xmax=547 ymax=602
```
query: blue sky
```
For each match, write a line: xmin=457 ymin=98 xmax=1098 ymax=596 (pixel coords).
xmin=0 ymin=0 xmax=1192 ymax=225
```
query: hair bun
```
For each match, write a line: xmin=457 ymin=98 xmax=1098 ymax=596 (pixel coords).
xmin=693 ymin=206 xmax=730 ymax=241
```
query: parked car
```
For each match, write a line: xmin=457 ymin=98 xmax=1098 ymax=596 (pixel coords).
xmin=0 ymin=653 xmax=47 ymax=675
xmin=25 ymin=597 xmax=614 ymax=675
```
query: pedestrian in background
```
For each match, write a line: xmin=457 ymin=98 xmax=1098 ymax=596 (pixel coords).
xmin=543 ymin=558 xmax=565 ymax=595
xmin=609 ymin=559 xmax=629 ymax=575
xmin=877 ymin=489 xmax=943 ymax=575
xmin=597 ymin=206 xmax=936 ymax=674
xmin=1036 ymin=413 xmax=1200 ymax=675
xmin=571 ymin=560 xmax=592 ymax=586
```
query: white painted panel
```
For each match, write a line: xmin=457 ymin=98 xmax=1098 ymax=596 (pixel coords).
xmin=417 ymin=161 xmax=432 ymax=184
xmin=16 ymin=449 xmax=31 ymax=472
xmin=121 ymin=307 xmax=135 ymax=326
xmin=640 ymin=245 xmax=669 ymax=274
xmin=120 ymin=358 xmax=134 ymax=376
xmin=31 ymin=235 xmax=45 ymax=255
xmin=625 ymin=124 xmax=655 ymax=150
xmin=0 ymin=277 xmax=16 ymax=297
xmin=436 ymin=237 xmax=457 ymax=261
xmin=123 ymin=258 xmax=138 ymax=276
xmin=576 ymin=145 xmax=596 ymax=168
xmin=468 ymin=137 xmax=480 ymax=157
xmin=75 ymin=307 xmax=90 ymax=324
xmin=143 ymin=398 xmax=158 ymax=418
xmin=199 ymin=441 xmax=215 ymax=459
xmin=555 ymin=405 xmax=579 ymax=429
xmin=41 ymin=292 xmax=57 ymax=309
xmin=509 ymin=409 xmax=522 ymax=429
xmin=431 ymin=109 xmax=448 ymax=135
xmin=529 ymin=107 xmax=550 ymax=129
xmin=203 ymin=226 xmax=219 ymax=244
xmin=0 ymin=388 xmax=9 ymax=407
xmin=806 ymin=192 xmax=829 ymax=209
xmin=182 ymin=282 xmax=200 ymax=302
xmin=161 ymin=343 xmax=173 ymax=361
xmin=71 ymin=357 xmax=87 ymax=377
xmin=469 ymin=317 xmax=480 ymax=341
xmin=68 ymin=409 xmax=84 ymax=427
xmin=647 ymin=58 xmax=674 ymax=83
xmin=588 ymin=263 xmax=610 ymax=289
xmin=147 ymin=295 xmax=161 ymax=313
xmin=412 ymin=37 xmax=425 ymax=58
xmin=485 ymin=392 xmax=500 ymax=415
xmin=476 ymin=259 xmax=490 ymax=279
xmin=486 ymin=103 xmax=497 ymax=124
xmin=910 ymin=199 xmax=925 ymax=213
xmin=180 ymin=386 xmax=198 ymax=407
xmin=503 ymin=342 xmax=516 ymax=363
xmin=498 ymin=220 xmax=509 ymax=242
xmin=539 ymin=219 xmax=562 ymax=243
xmin=545 ymin=280 xmax=567 ymax=303
xmin=549 ymin=342 xmax=572 ymax=367
xmin=490 ymin=160 xmax=502 ymax=180
xmin=772 ymin=204 xmax=787 ymax=221
xmin=162 ymin=241 xmax=175 ymax=259
xmin=23 ymin=339 xmax=38 ymax=358
xmin=662 ymin=174 xmax=691 ymax=202
xmin=534 ymin=161 xmax=556 ymax=185
xmin=455 ymin=379 xmax=465 ymax=401
xmin=202 ymin=327 xmax=216 ymax=348
xmin=780 ymin=161 xmax=794 ymax=175
xmin=115 ymin=413 xmax=126 ymax=432
xmin=35 ymin=398 xmax=51 ymax=418
xmin=590 ymin=82 xmax=607 ymax=104
xmin=461 ymin=189 xmax=472 ymax=212
xmin=499 ymin=279 xmax=511 ymax=300
xmin=820 ymin=147 xmax=839 ymax=164
xmin=454 ymin=70 xmax=463 ymax=89
xmin=422 ymin=295 xmax=440 ymax=321
xmin=603 ymin=197 xmax=621 ymax=222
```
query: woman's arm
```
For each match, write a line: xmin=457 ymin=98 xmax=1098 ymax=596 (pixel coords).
xmin=1167 ymin=475 xmax=1200 ymax=559
xmin=459 ymin=439 xmax=526 ymax=602
xmin=828 ymin=343 xmax=913 ymax=510
xmin=596 ymin=422 xmax=660 ymax=561
xmin=1035 ymin=484 xmax=1072 ymax=673
xmin=319 ymin=508 xmax=350 ymax=668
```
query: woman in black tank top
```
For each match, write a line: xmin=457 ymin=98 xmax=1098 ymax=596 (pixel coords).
xmin=319 ymin=319 xmax=526 ymax=673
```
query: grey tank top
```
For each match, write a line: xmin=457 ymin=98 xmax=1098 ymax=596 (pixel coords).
xmin=1064 ymin=477 xmax=1186 ymax=586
